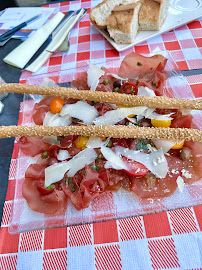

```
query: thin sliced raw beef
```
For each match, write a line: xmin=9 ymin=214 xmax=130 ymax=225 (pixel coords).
xmin=62 ymin=165 xmax=108 ymax=210
xmin=137 ymin=67 xmax=169 ymax=96
xmin=71 ymin=72 xmax=90 ymax=90
xmin=171 ymin=114 xmax=202 ymax=183
xmin=23 ymin=164 xmax=68 ymax=214
xmin=118 ymin=52 xmax=167 ymax=78
xmin=95 ymin=103 xmax=113 ymax=116
xmin=23 ymin=179 xmax=67 ymax=214
xmin=32 ymin=96 xmax=53 ymax=125
xmin=25 ymin=163 xmax=46 ymax=179
xmin=81 ymin=165 xmax=108 ymax=205
xmin=130 ymin=155 xmax=179 ymax=199
xmin=18 ymin=137 xmax=49 ymax=157
xmin=61 ymin=185 xmax=86 ymax=211
xmin=183 ymin=141 xmax=202 ymax=183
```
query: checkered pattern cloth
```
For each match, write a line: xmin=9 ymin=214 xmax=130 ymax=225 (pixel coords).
xmin=0 ymin=1 xmax=202 ymax=269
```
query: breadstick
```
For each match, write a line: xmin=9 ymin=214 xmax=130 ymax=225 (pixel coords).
xmin=0 ymin=125 xmax=201 ymax=142
xmin=0 ymin=83 xmax=201 ymax=110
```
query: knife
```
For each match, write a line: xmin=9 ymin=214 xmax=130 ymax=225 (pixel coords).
xmin=0 ymin=14 xmax=42 ymax=43
xmin=24 ymin=11 xmax=74 ymax=69
xmin=25 ymin=9 xmax=87 ymax=73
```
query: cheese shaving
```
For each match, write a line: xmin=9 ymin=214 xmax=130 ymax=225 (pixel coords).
xmin=57 ymin=150 xmax=71 ymax=161
xmin=138 ymin=86 xmax=156 ymax=97
xmin=101 ymin=146 xmax=128 ymax=170
xmin=93 ymin=106 xmax=147 ymax=125
xmin=43 ymin=136 xmax=59 ymax=145
xmin=137 ymin=86 xmax=156 ymax=118
xmin=86 ymin=136 xmax=110 ymax=149
xmin=67 ymin=148 xmax=97 ymax=177
xmin=45 ymin=148 xmax=97 ymax=187
xmin=40 ymin=77 xmax=57 ymax=87
xmin=176 ymin=176 xmax=184 ymax=192
xmin=115 ymin=146 xmax=168 ymax=178
xmin=0 ymin=101 xmax=4 ymax=114
xmin=60 ymin=101 xmax=98 ymax=124
xmin=152 ymin=139 xmax=176 ymax=153
xmin=108 ymin=73 xmax=127 ymax=81
xmin=104 ymin=161 xmax=123 ymax=170
xmin=43 ymin=111 xmax=71 ymax=126
xmin=87 ymin=63 xmax=105 ymax=91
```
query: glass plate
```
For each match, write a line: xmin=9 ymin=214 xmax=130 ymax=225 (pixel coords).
xmin=9 ymin=53 xmax=202 ymax=234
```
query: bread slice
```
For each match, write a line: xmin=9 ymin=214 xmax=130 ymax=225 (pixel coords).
xmin=90 ymin=0 xmax=139 ymax=29
xmin=139 ymin=0 xmax=169 ymax=31
xmin=106 ymin=2 xmax=142 ymax=44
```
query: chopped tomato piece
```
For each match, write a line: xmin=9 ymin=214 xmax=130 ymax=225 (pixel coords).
xmin=119 ymin=83 xmax=138 ymax=95
xmin=122 ymin=157 xmax=148 ymax=177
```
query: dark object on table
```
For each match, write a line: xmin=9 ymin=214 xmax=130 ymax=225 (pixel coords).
xmin=0 ymin=0 xmax=17 ymax=11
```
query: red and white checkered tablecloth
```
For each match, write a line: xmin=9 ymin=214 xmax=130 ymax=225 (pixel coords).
xmin=1 ymin=1 xmax=202 ymax=269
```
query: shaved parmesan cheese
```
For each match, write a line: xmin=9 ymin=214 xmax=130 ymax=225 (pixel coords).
xmin=86 ymin=136 xmax=110 ymax=149
xmin=137 ymin=86 xmax=156 ymax=118
xmin=60 ymin=101 xmax=98 ymax=124
xmin=45 ymin=161 xmax=72 ymax=187
xmin=137 ymin=87 xmax=174 ymax=120
xmin=176 ymin=176 xmax=184 ymax=192
xmin=108 ymin=73 xmax=127 ymax=81
xmin=105 ymin=161 xmax=122 ymax=170
xmin=67 ymin=148 xmax=97 ymax=177
xmin=149 ymin=112 xmax=174 ymax=121
xmin=136 ymin=115 xmax=144 ymax=122
xmin=87 ymin=63 xmax=105 ymax=91
xmin=51 ymin=115 xmax=71 ymax=126
xmin=43 ymin=111 xmax=71 ymax=126
xmin=147 ymin=144 xmax=157 ymax=152
xmin=143 ymin=108 xmax=156 ymax=119
xmin=101 ymin=146 xmax=127 ymax=170
xmin=43 ymin=111 xmax=56 ymax=126
xmin=43 ymin=136 xmax=59 ymax=145
xmin=94 ymin=106 xmax=147 ymax=125
xmin=45 ymin=148 xmax=97 ymax=187
xmin=0 ymin=101 xmax=4 ymax=114
xmin=126 ymin=117 xmax=137 ymax=124
xmin=138 ymin=86 xmax=156 ymax=97
xmin=115 ymin=146 xmax=168 ymax=178
xmin=57 ymin=150 xmax=71 ymax=161
xmin=152 ymin=139 xmax=176 ymax=153
xmin=40 ymin=77 xmax=57 ymax=87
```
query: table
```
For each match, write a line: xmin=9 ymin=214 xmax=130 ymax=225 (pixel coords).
xmin=0 ymin=39 xmax=23 ymax=222
xmin=0 ymin=1 xmax=202 ymax=269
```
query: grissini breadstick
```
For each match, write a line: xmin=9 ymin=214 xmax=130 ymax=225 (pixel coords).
xmin=0 ymin=83 xmax=201 ymax=110
xmin=0 ymin=125 xmax=201 ymax=142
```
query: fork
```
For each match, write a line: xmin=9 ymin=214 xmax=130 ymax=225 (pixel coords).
xmin=56 ymin=9 xmax=87 ymax=52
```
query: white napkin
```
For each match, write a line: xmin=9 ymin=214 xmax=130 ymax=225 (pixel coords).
xmin=3 ymin=12 xmax=65 ymax=69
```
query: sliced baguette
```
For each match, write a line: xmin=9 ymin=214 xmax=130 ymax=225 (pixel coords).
xmin=139 ymin=0 xmax=169 ymax=31
xmin=106 ymin=2 xmax=142 ymax=44
xmin=90 ymin=0 xmax=139 ymax=29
